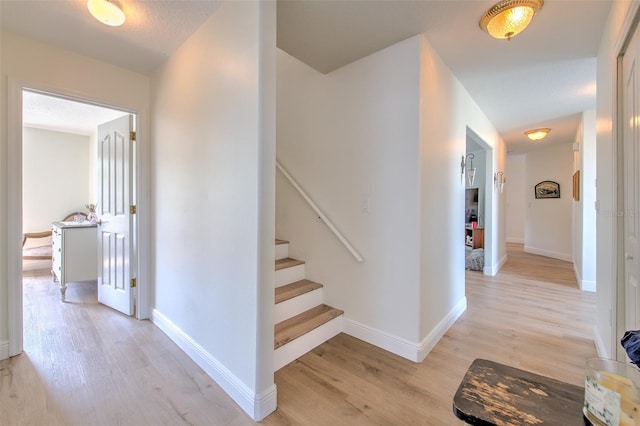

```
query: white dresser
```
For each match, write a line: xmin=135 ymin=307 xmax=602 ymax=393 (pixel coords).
xmin=51 ymin=222 xmax=98 ymax=301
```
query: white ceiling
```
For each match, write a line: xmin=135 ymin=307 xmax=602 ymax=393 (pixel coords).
xmin=1 ymin=0 xmax=613 ymax=154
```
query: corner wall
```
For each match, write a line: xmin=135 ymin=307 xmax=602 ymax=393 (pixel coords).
xmin=276 ymin=37 xmax=423 ymax=354
xmin=150 ymin=2 xmax=276 ymax=420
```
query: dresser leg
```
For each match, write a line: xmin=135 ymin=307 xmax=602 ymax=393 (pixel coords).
xmin=60 ymin=283 xmax=67 ymax=302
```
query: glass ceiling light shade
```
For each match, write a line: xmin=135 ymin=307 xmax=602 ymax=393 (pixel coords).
xmin=466 ymin=153 xmax=476 ymax=186
xmin=525 ymin=128 xmax=551 ymax=141
xmin=87 ymin=0 xmax=126 ymax=27
xmin=480 ymin=0 xmax=543 ymax=40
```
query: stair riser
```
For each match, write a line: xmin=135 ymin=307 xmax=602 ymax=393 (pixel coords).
xmin=275 ymin=243 xmax=289 ymax=261
xmin=274 ymin=315 xmax=343 ymax=371
xmin=275 ymin=264 xmax=305 ymax=288
xmin=275 ymin=288 xmax=323 ymax=323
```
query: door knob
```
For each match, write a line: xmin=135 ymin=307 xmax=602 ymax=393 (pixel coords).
xmin=626 ymin=254 xmax=634 ymax=260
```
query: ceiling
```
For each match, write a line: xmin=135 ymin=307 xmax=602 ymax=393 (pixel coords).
xmin=1 ymin=0 xmax=613 ymax=153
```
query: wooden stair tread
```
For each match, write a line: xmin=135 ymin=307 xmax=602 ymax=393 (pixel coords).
xmin=275 ymin=239 xmax=289 ymax=245
xmin=274 ymin=304 xmax=343 ymax=349
xmin=275 ymin=257 xmax=305 ymax=271
xmin=275 ymin=280 xmax=323 ymax=304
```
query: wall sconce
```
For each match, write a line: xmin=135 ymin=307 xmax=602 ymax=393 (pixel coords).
xmin=460 ymin=153 xmax=476 ymax=186
xmin=494 ymin=171 xmax=506 ymax=192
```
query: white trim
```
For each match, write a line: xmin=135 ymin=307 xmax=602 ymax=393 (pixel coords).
xmin=523 ymin=245 xmax=572 ymax=262
xmin=275 ymin=264 xmax=305 ymax=287
xmin=344 ymin=297 xmax=466 ymax=363
xmin=416 ymin=297 xmax=467 ymax=362
xmin=484 ymin=254 xmax=507 ymax=276
xmin=581 ymin=280 xmax=596 ymax=292
xmin=151 ymin=309 xmax=275 ymax=421
xmin=506 ymin=237 xmax=524 ymax=244
xmin=0 ymin=340 xmax=9 ymax=360
xmin=274 ymin=288 xmax=323 ymax=323
xmin=6 ymin=78 xmax=150 ymax=356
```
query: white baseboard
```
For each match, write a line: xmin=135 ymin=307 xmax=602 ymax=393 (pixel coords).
xmin=151 ymin=309 xmax=276 ymax=421
xmin=0 ymin=340 xmax=9 ymax=360
xmin=506 ymin=237 xmax=524 ymax=244
xmin=484 ymin=254 xmax=507 ymax=276
xmin=343 ymin=297 xmax=467 ymax=363
xmin=524 ymin=245 xmax=572 ymax=262
xmin=581 ymin=280 xmax=596 ymax=292
xmin=416 ymin=297 xmax=467 ymax=362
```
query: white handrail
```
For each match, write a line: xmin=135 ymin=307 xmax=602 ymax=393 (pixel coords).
xmin=276 ymin=160 xmax=364 ymax=262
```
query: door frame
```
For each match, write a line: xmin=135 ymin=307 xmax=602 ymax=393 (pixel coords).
xmin=7 ymin=77 xmax=150 ymax=357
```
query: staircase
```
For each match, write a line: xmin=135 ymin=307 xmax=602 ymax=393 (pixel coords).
xmin=274 ymin=239 xmax=343 ymax=371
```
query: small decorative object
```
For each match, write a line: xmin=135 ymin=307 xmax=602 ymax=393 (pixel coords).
xmin=573 ymin=171 xmax=580 ymax=201
xmin=85 ymin=203 xmax=99 ymax=224
xmin=534 ymin=181 xmax=560 ymax=199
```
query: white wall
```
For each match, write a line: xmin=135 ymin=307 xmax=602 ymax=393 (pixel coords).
xmin=150 ymin=1 xmax=276 ymax=420
xmin=596 ymin=0 xmax=636 ymax=360
xmin=573 ymin=110 xmax=597 ymax=292
xmin=506 ymin=154 xmax=526 ymax=243
xmin=276 ymin=34 xmax=506 ymax=362
xmin=0 ymin=30 xmax=149 ymax=360
xmin=524 ymin=143 xmax=574 ymax=261
xmin=418 ymin=35 xmax=506 ymax=344
xmin=22 ymin=127 xmax=91 ymax=248
xmin=276 ymin=38 xmax=423 ymax=349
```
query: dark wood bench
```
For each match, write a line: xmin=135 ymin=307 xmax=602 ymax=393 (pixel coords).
xmin=453 ymin=358 xmax=588 ymax=425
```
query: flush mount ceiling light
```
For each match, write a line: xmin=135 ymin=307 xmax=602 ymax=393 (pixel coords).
xmin=480 ymin=0 xmax=543 ymax=40
xmin=87 ymin=0 xmax=126 ymax=27
xmin=525 ymin=128 xmax=551 ymax=141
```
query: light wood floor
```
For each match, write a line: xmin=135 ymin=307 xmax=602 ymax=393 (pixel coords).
xmin=2 ymin=245 xmax=596 ymax=425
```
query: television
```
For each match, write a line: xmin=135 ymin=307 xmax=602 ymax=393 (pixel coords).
xmin=465 ymin=188 xmax=479 ymax=224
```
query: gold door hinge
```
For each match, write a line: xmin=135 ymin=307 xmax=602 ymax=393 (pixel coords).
xmin=130 ymin=278 xmax=136 ymax=288
xmin=130 ymin=131 xmax=136 ymax=141
xmin=130 ymin=205 xmax=136 ymax=214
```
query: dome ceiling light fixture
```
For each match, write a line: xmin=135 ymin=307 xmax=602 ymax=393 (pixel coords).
xmin=525 ymin=128 xmax=551 ymax=141
xmin=480 ymin=0 xmax=544 ymax=40
xmin=87 ymin=0 xmax=126 ymax=27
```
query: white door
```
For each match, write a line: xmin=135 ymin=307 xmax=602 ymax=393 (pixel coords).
xmin=623 ymin=27 xmax=640 ymax=338
xmin=97 ymin=115 xmax=135 ymax=315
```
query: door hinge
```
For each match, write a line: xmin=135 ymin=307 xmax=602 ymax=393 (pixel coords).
xmin=130 ymin=131 xmax=136 ymax=141
xmin=130 ymin=205 xmax=136 ymax=214
xmin=130 ymin=278 xmax=136 ymax=288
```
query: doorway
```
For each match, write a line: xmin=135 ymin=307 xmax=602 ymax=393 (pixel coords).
xmin=465 ymin=127 xmax=493 ymax=275
xmin=7 ymin=80 xmax=150 ymax=357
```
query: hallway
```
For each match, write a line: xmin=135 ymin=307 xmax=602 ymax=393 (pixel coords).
xmin=1 ymin=246 xmax=596 ymax=425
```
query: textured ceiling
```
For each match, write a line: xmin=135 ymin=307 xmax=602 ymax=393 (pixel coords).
xmin=2 ymin=0 xmax=614 ymax=153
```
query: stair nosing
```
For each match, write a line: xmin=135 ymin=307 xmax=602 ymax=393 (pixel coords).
xmin=275 ymin=257 xmax=305 ymax=271
xmin=275 ymin=239 xmax=289 ymax=245
xmin=274 ymin=304 xmax=344 ymax=349
xmin=275 ymin=279 xmax=323 ymax=304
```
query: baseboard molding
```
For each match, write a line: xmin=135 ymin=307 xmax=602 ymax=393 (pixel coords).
xmin=343 ymin=297 xmax=467 ymax=363
xmin=484 ymin=254 xmax=507 ymax=276
xmin=506 ymin=237 xmax=524 ymax=244
xmin=416 ymin=297 xmax=467 ymax=362
xmin=151 ymin=309 xmax=276 ymax=421
xmin=594 ymin=325 xmax=610 ymax=359
xmin=0 ymin=340 xmax=9 ymax=360
xmin=573 ymin=264 xmax=595 ymax=292
xmin=524 ymin=245 xmax=572 ymax=262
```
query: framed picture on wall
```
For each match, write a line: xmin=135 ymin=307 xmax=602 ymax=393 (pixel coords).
xmin=573 ymin=171 xmax=580 ymax=201
xmin=534 ymin=181 xmax=560 ymax=199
